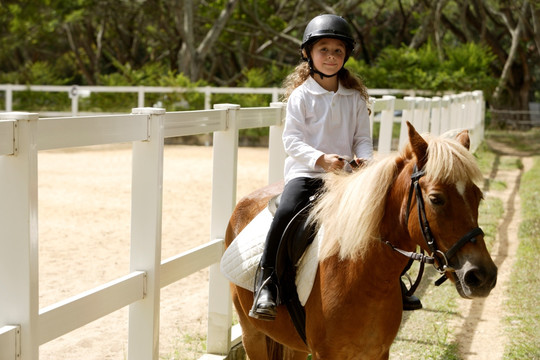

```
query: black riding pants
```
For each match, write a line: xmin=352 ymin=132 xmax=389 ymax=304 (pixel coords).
xmin=260 ymin=177 xmax=324 ymax=269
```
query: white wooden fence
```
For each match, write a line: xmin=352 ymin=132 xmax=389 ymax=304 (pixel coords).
xmin=0 ymin=84 xmax=449 ymax=117
xmin=0 ymin=90 xmax=484 ymax=360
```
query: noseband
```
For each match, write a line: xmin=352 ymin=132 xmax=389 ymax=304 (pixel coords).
xmin=386 ymin=164 xmax=484 ymax=287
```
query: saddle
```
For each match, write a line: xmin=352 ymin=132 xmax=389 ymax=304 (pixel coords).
xmin=269 ymin=194 xmax=317 ymax=344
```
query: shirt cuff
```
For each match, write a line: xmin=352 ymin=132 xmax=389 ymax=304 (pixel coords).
xmin=309 ymin=150 xmax=326 ymax=170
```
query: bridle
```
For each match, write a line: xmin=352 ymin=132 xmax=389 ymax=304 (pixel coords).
xmin=386 ymin=164 xmax=484 ymax=289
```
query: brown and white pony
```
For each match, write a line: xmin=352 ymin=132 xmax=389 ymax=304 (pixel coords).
xmin=224 ymin=122 xmax=497 ymax=359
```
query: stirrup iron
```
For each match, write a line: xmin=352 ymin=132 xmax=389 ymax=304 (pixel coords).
xmin=249 ymin=273 xmax=278 ymax=321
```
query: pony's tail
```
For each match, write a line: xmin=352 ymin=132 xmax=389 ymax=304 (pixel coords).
xmin=266 ymin=336 xmax=284 ymax=359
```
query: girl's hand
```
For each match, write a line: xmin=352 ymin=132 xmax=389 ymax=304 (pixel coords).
xmin=316 ymin=154 xmax=346 ymax=172
xmin=355 ymin=158 xmax=368 ymax=169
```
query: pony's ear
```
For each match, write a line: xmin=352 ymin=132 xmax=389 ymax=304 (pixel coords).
xmin=406 ymin=121 xmax=428 ymax=169
xmin=455 ymin=129 xmax=471 ymax=150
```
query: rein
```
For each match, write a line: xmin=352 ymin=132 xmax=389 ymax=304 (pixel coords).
xmin=386 ymin=164 xmax=484 ymax=288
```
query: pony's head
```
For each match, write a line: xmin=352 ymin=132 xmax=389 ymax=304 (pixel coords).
xmin=401 ymin=122 xmax=496 ymax=298
xmin=313 ymin=122 xmax=497 ymax=299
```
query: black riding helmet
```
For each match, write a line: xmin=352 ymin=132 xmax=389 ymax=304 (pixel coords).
xmin=301 ymin=14 xmax=355 ymax=78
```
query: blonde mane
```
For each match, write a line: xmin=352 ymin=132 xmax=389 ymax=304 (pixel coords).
xmin=312 ymin=134 xmax=483 ymax=261
xmin=422 ymin=134 xmax=483 ymax=184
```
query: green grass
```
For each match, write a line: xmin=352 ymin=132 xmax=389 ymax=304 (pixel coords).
xmin=478 ymin=196 xmax=504 ymax=250
xmin=485 ymin=128 xmax=540 ymax=154
xmin=470 ymin=129 xmax=540 ymax=359
xmin=502 ymin=156 xmax=540 ymax=360
xmin=162 ymin=329 xmax=206 ymax=360
xmin=474 ymin=141 xmax=498 ymax=174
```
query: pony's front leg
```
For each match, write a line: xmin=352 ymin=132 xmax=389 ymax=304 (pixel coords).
xmin=310 ymin=350 xmax=389 ymax=360
xmin=241 ymin=332 xmax=270 ymax=360
xmin=242 ymin=332 xmax=309 ymax=360
xmin=282 ymin=347 xmax=311 ymax=360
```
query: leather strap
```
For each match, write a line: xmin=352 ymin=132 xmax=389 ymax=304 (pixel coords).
xmin=445 ymin=227 xmax=483 ymax=260
xmin=384 ymin=241 xmax=435 ymax=264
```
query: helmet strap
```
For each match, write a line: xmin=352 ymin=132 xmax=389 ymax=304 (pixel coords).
xmin=306 ymin=56 xmax=340 ymax=80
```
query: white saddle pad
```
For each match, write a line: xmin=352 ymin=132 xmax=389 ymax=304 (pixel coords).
xmin=220 ymin=206 xmax=320 ymax=306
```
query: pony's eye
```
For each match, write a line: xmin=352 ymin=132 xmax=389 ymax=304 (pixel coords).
xmin=429 ymin=194 xmax=445 ymax=206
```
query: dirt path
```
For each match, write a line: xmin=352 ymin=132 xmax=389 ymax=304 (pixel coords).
xmin=452 ymin=140 xmax=533 ymax=360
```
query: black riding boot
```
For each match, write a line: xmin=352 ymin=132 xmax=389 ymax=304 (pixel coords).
xmin=249 ymin=266 xmax=278 ymax=321
xmin=401 ymin=279 xmax=422 ymax=311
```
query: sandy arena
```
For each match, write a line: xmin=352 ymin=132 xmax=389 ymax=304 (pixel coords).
xmin=38 ymin=143 xmax=269 ymax=359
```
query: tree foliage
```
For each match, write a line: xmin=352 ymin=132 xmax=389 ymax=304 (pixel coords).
xmin=0 ymin=0 xmax=538 ymax=109
xmin=348 ymin=41 xmax=497 ymax=93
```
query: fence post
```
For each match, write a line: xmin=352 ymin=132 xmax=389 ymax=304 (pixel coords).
xmin=368 ymin=97 xmax=375 ymax=138
xmin=399 ymin=97 xmax=415 ymax=149
xmin=207 ymin=103 xmax=240 ymax=355
xmin=430 ymin=97 xmax=442 ymax=136
xmin=271 ymin=88 xmax=280 ymax=103
xmin=471 ymin=91 xmax=485 ymax=152
xmin=419 ymin=97 xmax=431 ymax=133
xmin=410 ymin=97 xmax=426 ymax=132
xmin=457 ymin=93 xmax=467 ymax=129
xmin=378 ymin=95 xmax=395 ymax=155
xmin=6 ymin=84 xmax=13 ymax=112
xmin=204 ymin=87 xmax=212 ymax=110
xmin=0 ymin=112 xmax=40 ymax=360
xmin=69 ymin=86 xmax=79 ymax=116
xmin=268 ymin=102 xmax=286 ymax=184
xmin=449 ymin=94 xmax=459 ymax=130
xmin=0 ymin=325 xmax=20 ymax=359
xmin=137 ymin=86 xmax=145 ymax=108
xmin=440 ymin=95 xmax=451 ymax=134
xmin=128 ymin=107 xmax=166 ymax=360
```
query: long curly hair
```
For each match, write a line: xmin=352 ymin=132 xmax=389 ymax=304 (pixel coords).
xmin=281 ymin=61 xmax=369 ymax=102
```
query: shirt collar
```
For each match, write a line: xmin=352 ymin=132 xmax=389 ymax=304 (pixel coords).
xmin=305 ymin=76 xmax=355 ymax=96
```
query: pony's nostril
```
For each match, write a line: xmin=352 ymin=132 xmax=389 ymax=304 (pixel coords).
xmin=464 ymin=269 xmax=484 ymax=288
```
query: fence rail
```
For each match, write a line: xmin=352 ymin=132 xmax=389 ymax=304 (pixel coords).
xmin=0 ymin=84 xmax=452 ymax=116
xmin=490 ymin=108 xmax=540 ymax=129
xmin=0 ymin=90 xmax=484 ymax=360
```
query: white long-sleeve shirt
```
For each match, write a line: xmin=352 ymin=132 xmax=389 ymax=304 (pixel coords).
xmin=283 ymin=76 xmax=373 ymax=183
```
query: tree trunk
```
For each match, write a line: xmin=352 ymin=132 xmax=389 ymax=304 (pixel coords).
xmin=531 ymin=3 xmax=540 ymax=58
xmin=177 ymin=0 xmax=239 ymax=82
xmin=63 ymin=23 xmax=97 ymax=85
xmin=492 ymin=1 xmax=529 ymax=104
xmin=441 ymin=0 xmax=535 ymax=111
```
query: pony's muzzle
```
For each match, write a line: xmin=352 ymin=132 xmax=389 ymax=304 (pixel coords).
xmin=462 ymin=264 xmax=498 ymax=297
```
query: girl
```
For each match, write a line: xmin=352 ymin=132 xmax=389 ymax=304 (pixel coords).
xmin=249 ymin=14 xmax=374 ymax=321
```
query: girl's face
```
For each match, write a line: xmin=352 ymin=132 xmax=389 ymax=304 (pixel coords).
xmin=309 ymin=38 xmax=347 ymax=76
